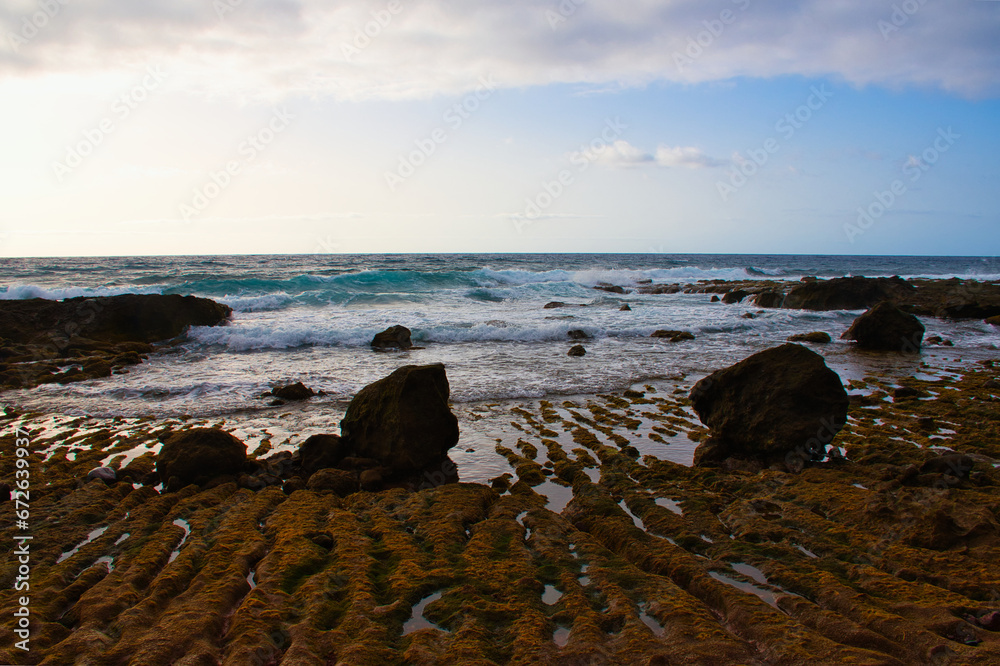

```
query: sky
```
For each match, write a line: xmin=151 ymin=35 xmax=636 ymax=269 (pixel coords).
xmin=0 ymin=0 xmax=998 ymax=257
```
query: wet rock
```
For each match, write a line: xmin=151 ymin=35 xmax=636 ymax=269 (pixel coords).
xmin=306 ymin=468 xmax=358 ymax=496
xmin=754 ymin=291 xmax=784 ymax=308
xmin=371 ymin=325 xmax=412 ymax=351
xmin=842 ymin=302 xmax=925 ymax=352
xmin=270 ymin=382 xmax=315 ymax=401
xmin=282 ymin=477 xmax=307 ymax=494
xmin=987 ymin=315 xmax=1000 ymax=326
xmin=651 ymin=330 xmax=695 ymax=342
xmin=690 ymin=343 xmax=848 ymax=467
xmin=544 ymin=301 xmax=567 ymax=309
xmin=925 ymin=335 xmax=953 ymax=347
xmin=298 ymin=434 xmax=345 ymax=475
xmin=710 ymin=295 xmax=720 ymax=302
xmin=782 ymin=276 xmax=915 ymax=311
xmin=722 ymin=290 xmax=749 ymax=304
xmin=568 ymin=345 xmax=587 ymax=357
xmin=86 ymin=467 xmax=117 ymax=484
xmin=567 ymin=329 xmax=590 ymax=340
xmin=594 ymin=284 xmax=628 ymax=294
xmin=742 ymin=312 xmax=756 ymax=319
xmin=787 ymin=332 xmax=832 ymax=344
xmin=156 ymin=428 xmax=248 ymax=489
xmin=339 ymin=363 xmax=459 ymax=476
xmin=619 ymin=304 xmax=632 ymax=311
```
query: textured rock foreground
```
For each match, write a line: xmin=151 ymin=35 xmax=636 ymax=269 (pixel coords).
xmin=2 ymin=365 xmax=1000 ymax=664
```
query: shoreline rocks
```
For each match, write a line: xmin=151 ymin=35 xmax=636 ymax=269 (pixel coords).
xmin=690 ymin=343 xmax=849 ymax=468
xmin=0 ymin=293 xmax=231 ymax=390
xmin=842 ymin=301 xmax=925 ymax=352
xmin=339 ymin=363 xmax=459 ymax=477
xmin=156 ymin=428 xmax=249 ymax=490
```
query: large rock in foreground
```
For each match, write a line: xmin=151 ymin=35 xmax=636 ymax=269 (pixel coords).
xmin=782 ymin=276 xmax=915 ymax=311
xmin=156 ymin=428 xmax=248 ymax=488
xmin=841 ymin=301 xmax=925 ymax=352
xmin=690 ymin=344 xmax=848 ymax=467
xmin=339 ymin=364 xmax=459 ymax=475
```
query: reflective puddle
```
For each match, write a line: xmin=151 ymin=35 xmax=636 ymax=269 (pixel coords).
xmin=542 ymin=585 xmax=562 ymax=605
xmin=654 ymin=498 xmax=683 ymax=516
xmin=168 ymin=519 xmax=191 ymax=564
xmin=57 ymin=525 xmax=109 ymax=564
xmin=403 ymin=591 xmax=449 ymax=635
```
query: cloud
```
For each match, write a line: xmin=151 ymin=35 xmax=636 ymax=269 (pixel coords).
xmin=1 ymin=0 xmax=998 ymax=100
xmin=588 ymin=141 xmax=727 ymax=169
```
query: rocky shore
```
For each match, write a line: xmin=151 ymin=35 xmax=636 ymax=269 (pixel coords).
xmin=1 ymin=280 xmax=1000 ymax=664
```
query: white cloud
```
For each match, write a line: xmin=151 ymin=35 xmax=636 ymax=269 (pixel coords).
xmin=0 ymin=1 xmax=997 ymax=100
xmin=587 ymin=141 xmax=726 ymax=169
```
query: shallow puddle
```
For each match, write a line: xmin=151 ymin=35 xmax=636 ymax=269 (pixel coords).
xmin=654 ymin=497 xmax=683 ymax=516
xmin=542 ymin=585 xmax=562 ymax=605
xmin=534 ymin=480 xmax=573 ymax=513
xmin=639 ymin=604 xmax=665 ymax=636
xmin=57 ymin=525 xmax=109 ymax=564
xmin=403 ymin=591 xmax=448 ymax=635
xmin=618 ymin=500 xmax=645 ymax=530
xmin=553 ymin=626 xmax=571 ymax=647
xmin=167 ymin=519 xmax=191 ymax=564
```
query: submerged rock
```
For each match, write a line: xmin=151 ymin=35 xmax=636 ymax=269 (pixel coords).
xmin=651 ymin=330 xmax=695 ymax=342
xmin=690 ymin=343 xmax=848 ymax=467
xmin=156 ymin=428 xmax=248 ymax=489
xmin=567 ymin=329 xmax=590 ymax=340
xmin=787 ymin=331 xmax=832 ymax=344
xmin=841 ymin=301 xmax=925 ymax=352
xmin=339 ymin=363 xmax=459 ymax=476
xmin=270 ymin=382 xmax=316 ymax=401
xmin=568 ymin=345 xmax=586 ymax=357
xmin=371 ymin=325 xmax=413 ymax=351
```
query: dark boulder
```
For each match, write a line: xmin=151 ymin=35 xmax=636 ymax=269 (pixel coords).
xmin=567 ymin=329 xmax=590 ymax=340
xmin=568 ymin=345 xmax=586 ymax=357
xmin=371 ymin=325 xmax=412 ymax=351
xmin=710 ymin=295 xmax=720 ymax=302
xmin=986 ymin=315 xmax=1000 ymax=326
xmin=306 ymin=468 xmax=358 ymax=496
xmin=690 ymin=343 xmax=848 ymax=468
xmin=271 ymin=382 xmax=316 ymax=401
xmin=156 ymin=428 xmax=248 ymax=489
xmin=841 ymin=301 xmax=925 ymax=352
xmin=297 ymin=434 xmax=345 ymax=474
xmin=651 ymin=330 xmax=695 ymax=342
xmin=544 ymin=301 xmax=567 ymax=309
xmin=339 ymin=364 xmax=459 ymax=476
xmin=787 ymin=332 xmax=832 ymax=344
xmin=722 ymin=290 xmax=749 ymax=304
xmin=620 ymin=304 xmax=632 ymax=311
xmin=594 ymin=284 xmax=628 ymax=294
xmin=782 ymin=276 xmax=915 ymax=311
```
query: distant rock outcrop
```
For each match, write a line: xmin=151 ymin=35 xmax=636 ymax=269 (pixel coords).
xmin=339 ymin=363 xmax=459 ymax=476
xmin=690 ymin=343 xmax=848 ymax=469
xmin=841 ymin=302 xmax=925 ymax=352
xmin=782 ymin=276 xmax=915 ymax=311
xmin=787 ymin=332 xmax=832 ymax=344
xmin=651 ymin=330 xmax=695 ymax=342
xmin=271 ymin=382 xmax=316 ymax=401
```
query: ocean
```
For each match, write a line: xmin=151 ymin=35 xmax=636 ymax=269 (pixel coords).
xmin=2 ymin=253 xmax=999 ymax=481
